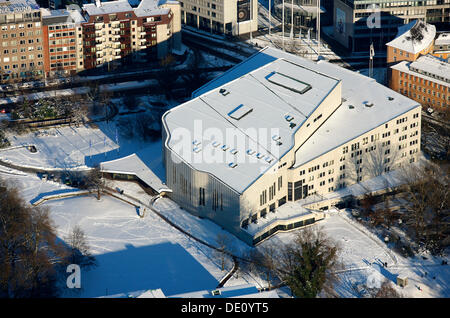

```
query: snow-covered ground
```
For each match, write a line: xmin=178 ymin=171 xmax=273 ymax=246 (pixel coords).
xmin=0 ymin=167 xmax=269 ymax=297
xmin=262 ymin=209 xmax=450 ymax=298
xmin=0 ymin=122 xmax=157 ymax=171
xmin=1 ymin=162 xmax=449 ymax=298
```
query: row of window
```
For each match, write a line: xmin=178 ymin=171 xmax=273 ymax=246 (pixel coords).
xmin=1 ymin=22 xmax=40 ymax=31
xmin=399 ymin=71 xmax=450 ymax=89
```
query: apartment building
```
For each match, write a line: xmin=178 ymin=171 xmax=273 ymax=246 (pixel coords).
xmin=81 ymin=0 xmax=181 ymax=70
xmin=0 ymin=0 xmax=44 ymax=81
xmin=333 ymin=0 xmax=450 ymax=53
xmin=162 ymin=46 xmax=421 ymax=245
xmin=180 ymin=0 xmax=257 ymax=35
xmin=0 ymin=0 xmax=181 ymax=82
xmin=41 ymin=6 xmax=85 ymax=78
xmin=390 ymin=54 xmax=450 ymax=110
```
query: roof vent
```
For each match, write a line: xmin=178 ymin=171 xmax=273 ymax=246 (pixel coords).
xmin=228 ymin=162 xmax=238 ymax=168
xmin=192 ymin=139 xmax=201 ymax=146
xmin=193 ymin=146 xmax=202 ymax=153
xmin=388 ymin=96 xmax=394 ymax=101
xmin=256 ymin=153 xmax=264 ymax=159
xmin=348 ymin=105 xmax=355 ymax=109
xmin=272 ymin=135 xmax=281 ymax=141
xmin=266 ymin=71 xmax=312 ymax=94
xmin=289 ymin=122 xmax=296 ymax=129
xmin=228 ymin=104 xmax=253 ymax=120
xmin=212 ymin=141 xmax=221 ymax=148
xmin=221 ymin=145 xmax=229 ymax=151
xmin=246 ymin=149 xmax=256 ymax=155
xmin=265 ymin=157 xmax=274 ymax=164
xmin=219 ymin=88 xmax=230 ymax=96
xmin=365 ymin=102 xmax=374 ymax=107
xmin=230 ymin=148 xmax=238 ymax=155
xmin=285 ymin=114 xmax=294 ymax=122
xmin=211 ymin=289 xmax=221 ymax=296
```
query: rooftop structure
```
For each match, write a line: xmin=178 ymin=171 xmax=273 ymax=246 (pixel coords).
xmin=386 ymin=20 xmax=436 ymax=55
xmin=410 ymin=55 xmax=450 ymax=85
xmin=435 ymin=33 xmax=450 ymax=47
xmin=0 ymin=0 xmax=40 ymax=13
xmin=82 ymin=0 xmax=134 ymax=16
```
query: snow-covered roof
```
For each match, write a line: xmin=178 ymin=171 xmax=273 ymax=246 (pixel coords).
xmin=410 ymin=55 xmax=450 ymax=84
xmin=168 ymin=284 xmax=279 ymax=298
xmin=134 ymin=0 xmax=169 ymax=17
xmin=293 ymin=60 xmax=420 ymax=167
xmin=434 ymin=33 xmax=450 ymax=47
xmin=163 ymin=56 xmax=341 ymax=194
xmin=391 ymin=55 xmax=450 ymax=87
xmin=137 ymin=289 xmax=166 ymax=298
xmin=41 ymin=7 xmax=86 ymax=24
xmin=245 ymin=200 xmax=316 ymax=235
xmin=82 ymin=0 xmax=133 ymax=16
xmin=386 ymin=20 xmax=436 ymax=54
xmin=0 ymin=0 xmax=40 ymax=13
xmin=181 ymin=47 xmax=419 ymax=192
xmin=100 ymin=153 xmax=171 ymax=193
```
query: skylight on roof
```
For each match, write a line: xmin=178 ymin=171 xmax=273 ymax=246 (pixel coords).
xmin=228 ymin=104 xmax=253 ymax=120
xmin=266 ymin=71 xmax=312 ymax=94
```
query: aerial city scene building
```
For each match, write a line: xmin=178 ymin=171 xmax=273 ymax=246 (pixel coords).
xmin=0 ymin=0 xmax=448 ymax=303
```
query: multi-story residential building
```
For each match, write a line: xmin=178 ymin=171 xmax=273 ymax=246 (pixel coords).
xmin=390 ymin=54 xmax=450 ymax=110
xmin=333 ymin=0 xmax=450 ymax=53
xmin=180 ymin=0 xmax=257 ymax=36
xmin=41 ymin=6 xmax=85 ymax=78
xmin=80 ymin=0 xmax=181 ymax=70
xmin=0 ymin=0 xmax=44 ymax=82
xmin=0 ymin=0 xmax=181 ymax=82
xmin=162 ymin=46 xmax=421 ymax=245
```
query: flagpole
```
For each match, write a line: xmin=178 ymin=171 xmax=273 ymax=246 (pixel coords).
xmin=250 ymin=0 xmax=253 ymax=42
xmin=282 ymin=0 xmax=285 ymax=51
xmin=269 ymin=0 xmax=271 ymax=35
xmin=317 ymin=0 xmax=320 ymax=57
xmin=290 ymin=0 xmax=293 ymax=39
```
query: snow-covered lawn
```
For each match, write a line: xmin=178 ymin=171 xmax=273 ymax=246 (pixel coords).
xmin=0 ymin=121 xmax=162 ymax=171
xmin=261 ymin=209 xmax=450 ymax=298
xmin=0 ymin=170 xmax=240 ymax=297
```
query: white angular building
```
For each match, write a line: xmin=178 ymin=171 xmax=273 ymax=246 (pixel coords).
xmin=162 ymin=47 xmax=421 ymax=245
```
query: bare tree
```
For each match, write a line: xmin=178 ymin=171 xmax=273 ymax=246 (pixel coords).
xmin=249 ymin=244 xmax=279 ymax=290
xmin=214 ymin=233 xmax=233 ymax=271
xmin=374 ymin=279 xmax=402 ymax=298
xmin=0 ymin=183 xmax=68 ymax=297
xmin=81 ymin=166 xmax=105 ymax=200
xmin=399 ymin=161 xmax=450 ymax=254
xmin=65 ymin=225 xmax=96 ymax=269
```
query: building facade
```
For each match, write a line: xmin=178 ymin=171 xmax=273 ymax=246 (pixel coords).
xmin=0 ymin=0 xmax=181 ymax=83
xmin=0 ymin=0 xmax=44 ymax=82
xmin=162 ymin=47 xmax=421 ymax=245
xmin=333 ymin=0 xmax=450 ymax=53
xmin=390 ymin=54 xmax=450 ymax=110
xmin=180 ymin=0 xmax=257 ymax=35
xmin=41 ymin=7 xmax=85 ymax=78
